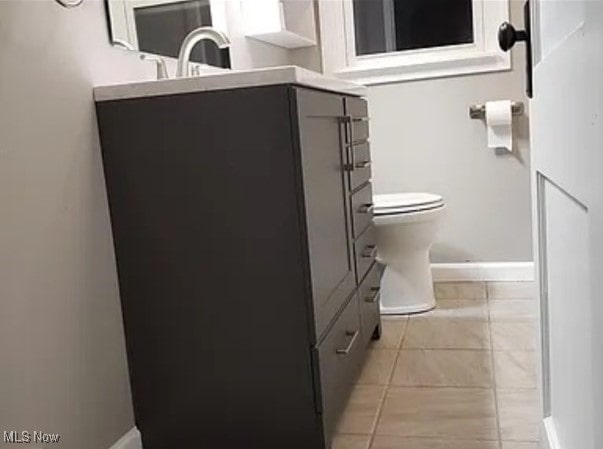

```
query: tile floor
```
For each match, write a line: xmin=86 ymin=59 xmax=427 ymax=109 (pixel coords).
xmin=333 ymin=281 xmax=540 ymax=449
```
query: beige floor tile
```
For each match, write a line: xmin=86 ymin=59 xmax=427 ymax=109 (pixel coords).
xmin=375 ymin=387 xmax=498 ymax=440
xmin=501 ymin=443 xmax=539 ymax=449
xmin=488 ymin=281 xmax=535 ymax=299
xmin=391 ymin=349 xmax=493 ymax=387
xmin=371 ymin=437 xmax=499 ymax=449
xmin=498 ymin=389 xmax=540 ymax=441
xmin=434 ymin=281 xmax=487 ymax=300
xmin=418 ymin=300 xmax=488 ymax=321
xmin=494 ymin=351 xmax=537 ymax=388
xmin=331 ymin=434 xmax=371 ymax=449
xmin=357 ymin=349 xmax=397 ymax=386
xmin=336 ymin=385 xmax=386 ymax=435
xmin=491 ymin=322 xmax=537 ymax=351
xmin=403 ymin=319 xmax=490 ymax=349
xmin=371 ymin=319 xmax=407 ymax=350
xmin=489 ymin=300 xmax=537 ymax=323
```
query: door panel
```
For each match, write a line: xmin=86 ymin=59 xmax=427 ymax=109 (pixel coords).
xmin=530 ymin=1 xmax=603 ymax=448
xmin=538 ymin=175 xmax=594 ymax=449
xmin=538 ymin=0 xmax=584 ymax=60
xmin=532 ymin=18 xmax=594 ymax=204
xmin=295 ymin=89 xmax=356 ymax=339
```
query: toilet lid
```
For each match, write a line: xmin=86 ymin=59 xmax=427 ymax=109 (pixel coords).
xmin=374 ymin=192 xmax=444 ymax=215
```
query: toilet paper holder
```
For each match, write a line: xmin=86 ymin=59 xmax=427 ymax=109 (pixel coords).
xmin=469 ymin=101 xmax=524 ymax=119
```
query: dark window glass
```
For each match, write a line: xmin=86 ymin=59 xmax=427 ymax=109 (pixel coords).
xmin=134 ymin=0 xmax=230 ymax=68
xmin=353 ymin=0 xmax=474 ymax=56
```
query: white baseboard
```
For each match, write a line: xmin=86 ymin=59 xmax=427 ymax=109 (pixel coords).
xmin=431 ymin=262 xmax=535 ymax=282
xmin=542 ymin=417 xmax=561 ymax=449
xmin=109 ymin=428 xmax=142 ymax=449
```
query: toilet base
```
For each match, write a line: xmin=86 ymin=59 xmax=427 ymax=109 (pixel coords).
xmin=380 ymin=301 xmax=436 ymax=315
xmin=378 ymin=253 xmax=436 ymax=316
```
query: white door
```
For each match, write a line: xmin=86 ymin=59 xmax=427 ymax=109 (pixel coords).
xmin=522 ymin=1 xmax=603 ymax=448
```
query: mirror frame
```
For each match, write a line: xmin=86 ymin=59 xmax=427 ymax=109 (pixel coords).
xmin=103 ymin=0 xmax=229 ymax=56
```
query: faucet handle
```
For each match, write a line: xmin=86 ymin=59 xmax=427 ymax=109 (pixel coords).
xmin=140 ymin=54 xmax=169 ymax=80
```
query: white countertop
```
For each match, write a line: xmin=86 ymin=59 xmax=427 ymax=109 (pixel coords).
xmin=93 ymin=66 xmax=366 ymax=102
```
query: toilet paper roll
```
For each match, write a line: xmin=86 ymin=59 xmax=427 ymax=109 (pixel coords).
xmin=486 ymin=100 xmax=513 ymax=152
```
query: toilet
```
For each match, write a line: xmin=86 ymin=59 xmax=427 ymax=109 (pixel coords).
xmin=373 ymin=192 xmax=445 ymax=315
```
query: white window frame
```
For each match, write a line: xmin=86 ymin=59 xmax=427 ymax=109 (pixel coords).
xmin=318 ymin=0 xmax=511 ymax=85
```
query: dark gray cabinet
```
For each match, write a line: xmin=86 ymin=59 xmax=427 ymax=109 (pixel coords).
xmin=95 ymin=84 xmax=381 ymax=449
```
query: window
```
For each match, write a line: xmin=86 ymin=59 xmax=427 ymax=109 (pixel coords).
xmin=353 ymin=0 xmax=474 ymax=55
xmin=319 ymin=0 xmax=510 ymax=85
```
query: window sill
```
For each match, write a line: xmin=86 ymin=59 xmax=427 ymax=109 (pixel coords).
xmin=335 ymin=50 xmax=511 ymax=86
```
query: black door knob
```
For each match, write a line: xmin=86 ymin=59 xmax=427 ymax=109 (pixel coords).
xmin=497 ymin=1 xmax=533 ymax=98
xmin=498 ymin=22 xmax=529 ymax=52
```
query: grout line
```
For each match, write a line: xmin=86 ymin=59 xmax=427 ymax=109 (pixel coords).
xmin=378 ymin=385 xmax=500 ymax=390
xmin=365 ymin=318 xmax=409 ymax=449
xmin=395 ymin=347 xmax=493 ymax=352
xmin=487 ymin=293 xmax=504 ymax=449
xmin=368 ymin=433 xmax=504 ymax=442
xmin=432 ymin=297 xmax=488 ymax=301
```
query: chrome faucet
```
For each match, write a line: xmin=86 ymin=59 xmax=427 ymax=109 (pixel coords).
xmin=176 ymin=27 xmax=230 ymax=78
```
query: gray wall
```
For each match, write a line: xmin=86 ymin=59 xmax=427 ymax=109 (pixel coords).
xmin=0 ymin=1 xmax=288 ymax=448
xmin=368 ymin=0 xmax=532 ymax=262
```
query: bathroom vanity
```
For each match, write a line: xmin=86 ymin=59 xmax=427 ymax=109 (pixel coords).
xmin=94 ymin=67 xmax=380 ymax=449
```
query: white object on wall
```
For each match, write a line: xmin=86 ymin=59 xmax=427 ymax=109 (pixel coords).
xmin=486 ymin=100 xmax=513 ymax=152
xmin=241 ymin=0 xmax=316 ymax=49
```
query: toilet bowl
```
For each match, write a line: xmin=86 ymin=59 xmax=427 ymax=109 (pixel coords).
xmin=373 ymin=193 xmax=445 ymax=315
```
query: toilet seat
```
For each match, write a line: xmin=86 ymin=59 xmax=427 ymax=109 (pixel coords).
xmin=374 ymin=193 xmax=444 ymax=216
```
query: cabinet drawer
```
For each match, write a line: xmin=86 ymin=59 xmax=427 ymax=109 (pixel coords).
xmin=348 ymin=142 xmax=372 ymax=192
xmin=358 ymin=262 xmax=383 ymax=345
xmin=345 ymin=97 xmax=368 ymax=119
xmin=350 ymin=119 xmax=369 ymax=144
xmin=354 ymin=225 xmax=377 ymax=282
xmin=351 ymin=183 xmax=373 ymax=238
xmin=316 ymin=295 xmax=363 ymax=444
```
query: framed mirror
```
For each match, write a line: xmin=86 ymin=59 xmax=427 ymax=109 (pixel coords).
xmin=105 ymin=0 xmax=230 ymax=68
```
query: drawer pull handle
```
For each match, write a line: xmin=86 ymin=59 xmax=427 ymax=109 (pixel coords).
xmin=365 ymin=287 xmax=381 ymax=304
xmin=359 ymin=203 xmax=374 ymax=214
xmin=339 ymin=115 xmax=356 ymax=172
xmin=336 ymin=330 xmax=360 ymax=356
xmin=355 ymin=160 xmax=372 ymax=169
xmin=349 ymin=140 xmax=369 ymax=148
xmin=361 ymin=245 xmax=377 ymax=259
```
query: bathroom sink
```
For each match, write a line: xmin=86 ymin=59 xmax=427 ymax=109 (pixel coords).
xmin=93 ymin=65 xmax=366 ymax=102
